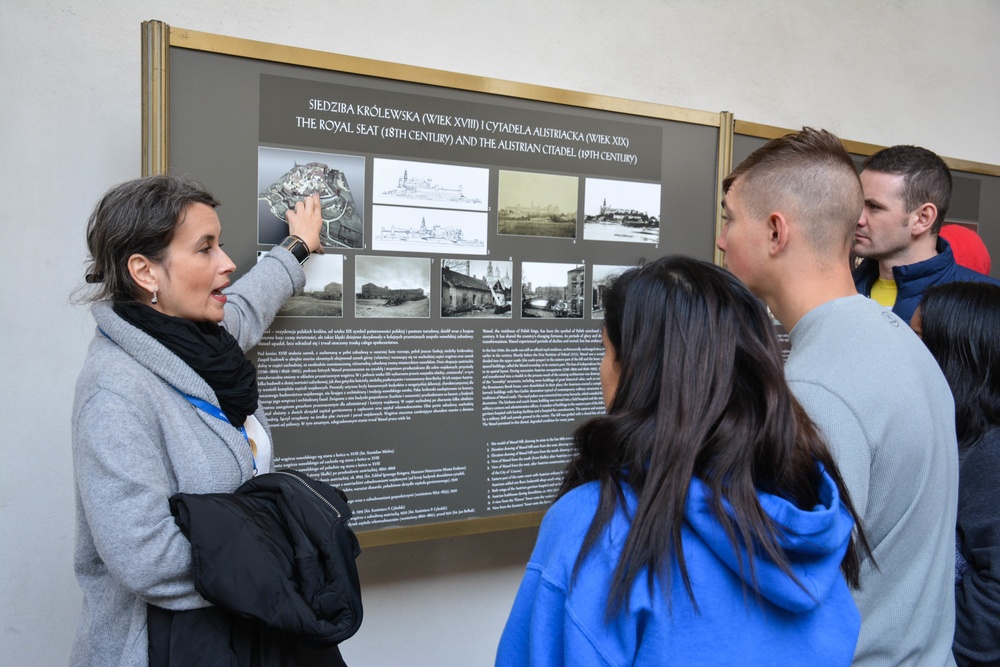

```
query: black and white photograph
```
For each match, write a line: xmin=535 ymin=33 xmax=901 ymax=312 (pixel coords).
xmin=256 ymin=252 xmax=345 ymax=318
xmin=441 ymin=259 xmax=514 ymax=318
xmin=497 ymin=170 xmax=578 ymax=239
xmin=583 ymin=178 xmax=661 ymax=244
xmin=591 ymin=264 xmax=635 ymax=319
xmin=372 ymin=205 xmax=488 ymax=256
xmin=521 ymin=261 xmax=586 ymax=318
xmin=373 ymin=158 xmax=488 ymax=211
xmin=355 ymin=255 xmax=432 ymax=318
xmin=258 ymin=146 xmax=366 ymax=249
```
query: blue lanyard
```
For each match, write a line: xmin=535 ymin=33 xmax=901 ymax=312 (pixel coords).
xmin=177 ymin=391 xmax=257 ymax=476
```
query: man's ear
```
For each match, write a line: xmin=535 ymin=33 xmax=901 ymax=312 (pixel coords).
xmin=127 ymin=254 xmax=159 ymax=294
xmin=767 ymin=212 xmax=789 ymax=257
xmin=911 ymin=202 xmax=938 ymax=236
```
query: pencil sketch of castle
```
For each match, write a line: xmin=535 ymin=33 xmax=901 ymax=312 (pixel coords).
xmin=378 ymin=216 xmax=481 ymax=246
xmin=383 ymin=170 xmax=481 ymax=205
xmin=372 ymin=158 xmax=489 ymax=212
xmin=373 ymin=206 xmax=489 ymax=256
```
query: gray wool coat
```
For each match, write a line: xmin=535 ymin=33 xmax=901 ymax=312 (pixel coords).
xmin=70 ymin=247 xmax=304 ymax=667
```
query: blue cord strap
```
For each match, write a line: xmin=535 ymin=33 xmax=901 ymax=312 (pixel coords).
xmin=176 ymin=391 xmax=257 ymax=476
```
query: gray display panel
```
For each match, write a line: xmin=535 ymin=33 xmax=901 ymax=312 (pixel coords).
xmin=168 ymin=46 xmax=721 ymax=541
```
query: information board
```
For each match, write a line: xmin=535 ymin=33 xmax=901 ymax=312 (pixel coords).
xmin=148 ymin=24 xmax=726 ymax=544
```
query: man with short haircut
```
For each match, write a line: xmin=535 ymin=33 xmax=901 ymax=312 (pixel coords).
xmin=854 ymin=145 xmax=999 ymax=324
xmin=718 ymin=128 xmax=958 ymax=666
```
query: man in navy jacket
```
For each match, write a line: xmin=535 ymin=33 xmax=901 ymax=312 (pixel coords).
xmin=853 ymin=145 xmax=999 ymax=324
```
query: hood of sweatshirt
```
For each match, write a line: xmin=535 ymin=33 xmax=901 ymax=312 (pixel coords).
xmin=683 ymin=467 xmax=854 ymax=613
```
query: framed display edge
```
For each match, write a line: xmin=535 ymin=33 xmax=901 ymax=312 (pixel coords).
xmin=161 ymin=23 xmax=724 ymax=128
xmin=357 ymin=511 xmax=546 ymax=548
xmin=714 ymin=111 xmax=735 ymax=267
xmin=734 ymin=119 xmax=1000 ymax=177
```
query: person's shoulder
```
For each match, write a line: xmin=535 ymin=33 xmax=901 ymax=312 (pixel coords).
xmin=797 ymin=295 xmax=910 ymax=342
xmin=543 ymin=483 xmax=602 ymax=529
xmin=77 ymin=331 xmax=139 ymax=385
xmin=946 ymin=264 xmax=1000 ymax=286
xmin=531 ymin=481 xmax=640 ymax=594
xmin=75 ymin=326 xmax=167 ymax=415
xmin=536 ymin=483 xmax=611 ymax=551
xmin=523 ymin=484 xmax=602 ymax=576
xmin=962 ymin=428 xmax=1000 ymax=467
xmin=789 ymin=296 xmax=940 ymax=385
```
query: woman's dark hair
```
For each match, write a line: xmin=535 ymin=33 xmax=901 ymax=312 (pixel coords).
xmin=561 ymin=256 xmax=868 ymax=617
xmin=81 ymin=174 xmax=219 ymax=303
xmin=918 ymin=281 xmax=1000 ymax=448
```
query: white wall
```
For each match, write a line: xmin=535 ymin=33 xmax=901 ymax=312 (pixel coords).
xmin=2 ymin=1 xmax=998 ymax=664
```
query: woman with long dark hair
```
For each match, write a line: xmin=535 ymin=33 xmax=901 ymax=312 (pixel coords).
xmin=497 ymin=256 xmax=869 ymax=666
xmin=913 ymin=281 xmax=1000 ymax=667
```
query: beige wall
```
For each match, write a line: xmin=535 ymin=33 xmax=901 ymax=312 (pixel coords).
xmin=2 ymin=1 xmax=998 ymax=664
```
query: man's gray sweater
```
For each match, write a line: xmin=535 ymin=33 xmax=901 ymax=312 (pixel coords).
xmin=786 ymin=295 xmax=958 ymax=667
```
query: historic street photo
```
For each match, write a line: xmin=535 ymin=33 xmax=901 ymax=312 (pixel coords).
xmin=372 ymin=205 xmax=488 ymax=256
xmin=259 ymin=252 xmax=345 ymax=318
xmin=258 ymin=146 xmax=366 ymax=249
xmin=583 ymin=178 xmax=661 ymax=244
xmin=355 ymin=255 xmax=431 ymax=318
xmin=441 ymin=259 xmax=514 ymax=318
xmin=372 ymin=158 xmax=488 ymax=211
xmin=521 ymin=261 xmax=585 ymax=318
xmin=497 ymin=170 xmax=578 ymax=239
xmin=591 ymin=264 xmax=634 ymax=319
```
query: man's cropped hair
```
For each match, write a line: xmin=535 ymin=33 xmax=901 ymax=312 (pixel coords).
xmin=862 ymin=145 xmax=952 ymax=233
xmin=723 ymin=127 xmax=863 ymax=252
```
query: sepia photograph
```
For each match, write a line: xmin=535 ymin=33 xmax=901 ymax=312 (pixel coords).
xmin=521 ymin=261 xmax=585 ymax=318
xmin=583 ymin=178 xmax=661 ymax=244
xmin=497 ymin=170 xmax=578 ymax=239
xmin=355 ymin=255 xmax=432 ymax=318
xmin=372 ymin=158 xmax=489 ymax=211
xmin=441 ymin=259 xmax=514 ymax=318
xmin=258 ymin=146 xmax=366 ymax=249
xmin=257 ymin=252 xmax=345 ymax=318
xmin=591 ymin=264 xmax=635 ymax=319
xmin=372 ymin=205 xmax=488 ymax=256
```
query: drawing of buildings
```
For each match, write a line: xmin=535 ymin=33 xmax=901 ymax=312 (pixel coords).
xmin=382 ymin=169 xmax=481 ymax=204
xmin=378 ymin=216 xmax=481 ymax=246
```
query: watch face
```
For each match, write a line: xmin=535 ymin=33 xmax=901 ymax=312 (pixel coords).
xmin=279 ymin=236 xmax=309 ymax=263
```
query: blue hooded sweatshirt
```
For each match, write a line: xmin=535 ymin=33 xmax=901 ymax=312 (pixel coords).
xmin=496 ymin=468 xmax=859 ymax=666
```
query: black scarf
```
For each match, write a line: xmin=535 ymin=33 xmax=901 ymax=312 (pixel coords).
xmin=113 ymin=302 xmax=259 ymax=427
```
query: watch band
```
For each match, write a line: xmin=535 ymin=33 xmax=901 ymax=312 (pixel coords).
xmin=278 ymin=235 xmax=311 ymax=264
